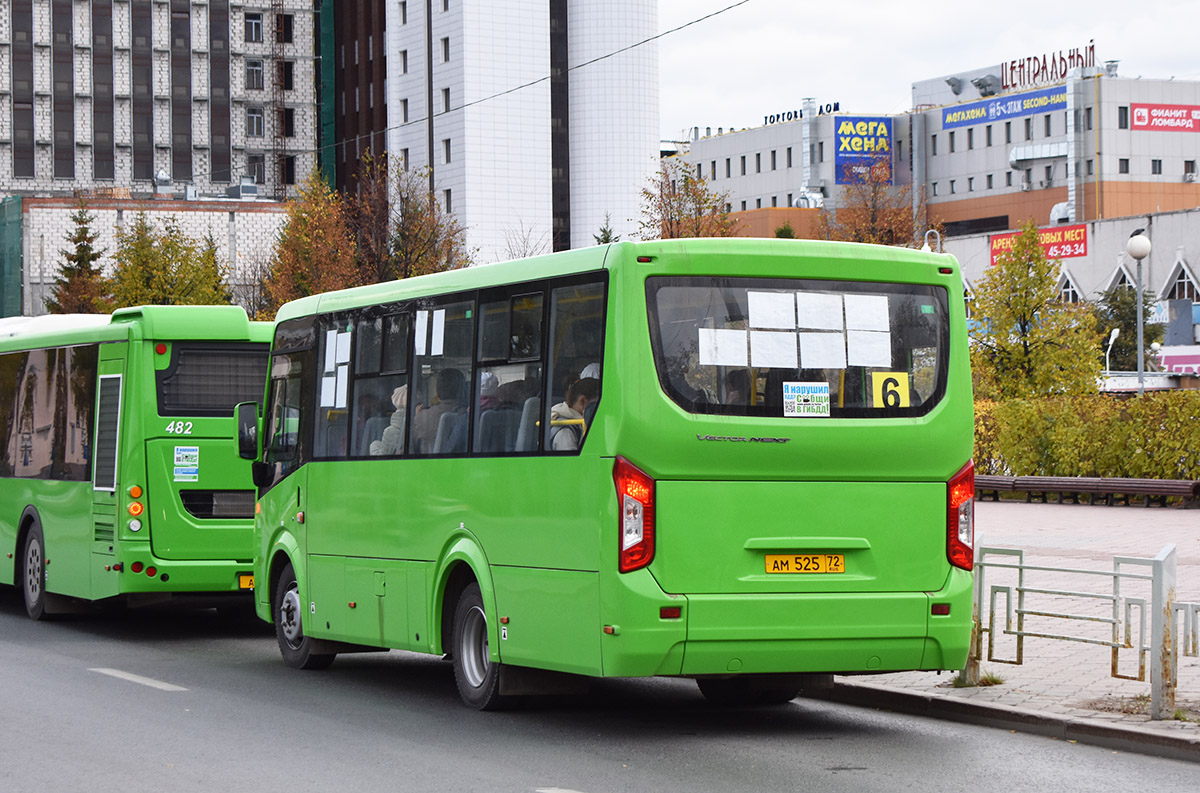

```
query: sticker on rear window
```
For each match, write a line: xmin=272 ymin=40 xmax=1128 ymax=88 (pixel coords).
xmin=782 ymin=381 xmax=830 ymax=417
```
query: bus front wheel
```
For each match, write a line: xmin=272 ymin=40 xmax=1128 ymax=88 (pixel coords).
xmin=273 ymin=562 xmax=335 ymax=671
xmin=451 ymin=583 xmax=505 ymax=710
xmin=20 ymin=522 xmax=47 ymax=621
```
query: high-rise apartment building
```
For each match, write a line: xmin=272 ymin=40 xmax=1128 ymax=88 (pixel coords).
xmin=384 ymin=0 xmax=659 ymax=262
xmin=0 ymin=0 xmax=317 ymax=200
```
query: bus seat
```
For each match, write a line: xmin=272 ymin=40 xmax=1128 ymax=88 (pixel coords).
xmin=359 ymin=415 xmax=389 ymax=456
xmin=514 ymin=396 xmax=540 ymax=452
xmin=477 ymin=407 xmax=520 ymax=453
xmin=433 ymin=411 xmax=467 ymax=454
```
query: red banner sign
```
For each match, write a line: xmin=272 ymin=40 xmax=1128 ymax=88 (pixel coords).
xmin=1132 ymin=103 xmax=1200 ymax=132
xmin=990 ymin=224 xmax=1087 ymax=266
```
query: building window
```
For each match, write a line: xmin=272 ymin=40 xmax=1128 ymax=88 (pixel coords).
xmin=245 ymin=12 xmax=262 ymax=43
xmin=740 ymin=201 xmax=746 ymax=211
xmin=756 ymin=198 xmax=762 ymax=209
xmin=1004 ymin=171 xmax=1011 ymax=187
xmin=444 ymin=189 xmax=452 ymax=213
xmin=771 ymin=196 xmax=777 ymax=207
xmin=755 ymin=153 xmax=761 ymax=173
xmin=818 ymin=141 xmax=824 ymax=162
xmin=696 ymin=163 xmax=702 ymax=179
xmin=280 ymin=107 xmax=295 ymax=137
xmin=1118 ymin=106 xmax=1129 ymax=129
xmin=400 ymin=148 xmax=409 ymax=168
xmin=1044 ymin=114 xmax=1051 ymax=136
xmin=1165 ymin=267 xmax=1199 ymax=301
xmin=1045 ymin=165 xmax=1053 ymax=183
xmin=786 ymin=193 xmax=792 ymax=206
xmin=1085 ymin=107 xmax=1093 ymax=130
xmin=278 ymin=61 xmax=294 ymax=90
xmin=441 ymin=36 xmax=449 ymax=62
xmin=1024 ymin=168 xmax=1032 ymax=186
xmin=968 ymin=177 xmax=974 ymax=192
xmin=986 ymin=125 xmax=993 ymax=146
xmin=932 ymin=183 xmax=939 ymax=196
xmin=771 ymin=150 xmax=777 ymax=170
xmin=725 ymin=158 xmax=731 ymax=178
xmin=949 ymin=179 xmax=956 ymax=194
xmin=442 ymin=88 xmax=450 ymax=112
xmin=740 ymin=156 xmax=746 ymax=176
xmin=986 ymin=174 xmax=993 ymax=189
xmin=786 ymin=147 xmax=792 ymax=168
xmin=246 ymin=59 xmax=264 ymax=89
xmin=400 ymin=2 xmax=407 ymax=24
xmin=1151 ymin=159 xmax=1162 ymax=175
xmin=1024 ymin=118 xmax=1032 ymax=140
xmin=930 ymin=134 xmax=937 ymax=155
xmin=275 ymin=13 xmax=293 ymax=44
xmin=967 ymin=128 xmax=974 ymax=149
xmin=1119 ymin=158 xmax=1130 ymax=174
xmin=1005 ymin=121 xmax=1012 ymax=144
xmin=246 ymin=107 xmax=264 ymax=136
xmin=949 ymin=131 xmax=955 ymax=152
xmin=1185 ymin=160 xmax=1196 ymax=175
xmin=280 ymin=155 xmax=296 ymax=185
xmin=710 ymin=160 xmax=716 ymax=179
xmin=401 ymin=99 xmax=408 ymax=122
xmin=247 ymin=154 xmax=265 ymax=183
xmin=1059 ymin=277 xmax=1081 ymax=303
xmin=400 ymin=50 xmax=408 ymax=74
xmin=1084 ymin=159 xmax=1093 ymax=175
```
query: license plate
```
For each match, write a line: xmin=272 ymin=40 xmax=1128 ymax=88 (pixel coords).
xmin=765 ymin=554 xmax=845 ymax=574
xmin=237 ymin=574 xmax=255 ymax=590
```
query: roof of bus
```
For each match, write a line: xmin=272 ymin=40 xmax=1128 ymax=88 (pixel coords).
xmin=0 ymin=305 xmax=269 ymax=351
xmin=273 ymin=238 xmax=960 ymax=323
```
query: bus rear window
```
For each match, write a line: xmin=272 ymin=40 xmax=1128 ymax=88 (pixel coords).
xmin=647 ymin=277 xmax=948 ymax=419
xmin=156 ymin=343 xmax=269 ymax=417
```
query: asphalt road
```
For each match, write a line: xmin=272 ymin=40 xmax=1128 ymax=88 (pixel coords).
xmin=1 ymin=586 xmax=1196 ymax=792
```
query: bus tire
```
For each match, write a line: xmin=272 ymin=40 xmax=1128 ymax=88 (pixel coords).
xmin=451 ymin=582 xmax=505 ymax=710
xmin=273 ymin=562 xmax=335 ymax=671
xmin=20 ymin=521 xmax=48 ymax=621
xmin=696 ymin=677 xmax=799 ymax=707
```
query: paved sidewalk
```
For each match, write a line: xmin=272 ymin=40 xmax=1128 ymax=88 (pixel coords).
xmin=815 ymin=501 xmax=1200 ymax=762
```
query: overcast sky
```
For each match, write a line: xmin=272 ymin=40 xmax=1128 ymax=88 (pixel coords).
xmin=657 ymin=0 xmax=1200 ymax=140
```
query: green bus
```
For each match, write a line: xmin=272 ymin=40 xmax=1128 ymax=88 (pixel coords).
xmin=1 ymin=306 xmax=271 ymax=619
xmin=237 ymin=238 xmax=975 ymax=708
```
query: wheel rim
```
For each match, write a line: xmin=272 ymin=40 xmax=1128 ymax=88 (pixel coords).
xmin=24 ymin=536 xmax=42 ymax=605
xmin=459 ymin=604 xmax=489 ymax=688
xmin=279 ymin=582 xmax=304 ymax=650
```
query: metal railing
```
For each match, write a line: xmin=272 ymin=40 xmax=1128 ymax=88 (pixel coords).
xmin=962 ymin=543 xmax=1197 ymax=719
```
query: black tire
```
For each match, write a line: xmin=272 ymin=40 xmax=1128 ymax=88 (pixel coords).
xmin=451 ymin=583 xmax=505 ymax=710
xmin=273 ymin=561 xmax=335 ymax=670
xmin=696 ymin=677 xmax=799 ymax=706
xmin=20 ymin=522 xmax=47 ymax=621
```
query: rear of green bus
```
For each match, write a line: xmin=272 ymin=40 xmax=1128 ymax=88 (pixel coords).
xmin=103 ymin=308 xmax=271 ymax=602
xmin=600 ymin=239 xmax=974 ymax=684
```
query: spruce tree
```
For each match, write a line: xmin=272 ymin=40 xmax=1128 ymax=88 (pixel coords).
xmin=45 ymin=199 xmax=110 ymax=314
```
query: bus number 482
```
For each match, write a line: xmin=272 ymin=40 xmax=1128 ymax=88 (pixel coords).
xmin=166 ymin=421 xmax=193 ymax=435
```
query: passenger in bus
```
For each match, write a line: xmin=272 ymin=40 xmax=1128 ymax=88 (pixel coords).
xmin=477 ymin=371 xmax=501 ymax=411
xmin=548 ymin=377 xmax=600 ymax=451
xmin=580 ymin=362 xmax=600 ymax=380
xmin=411 ymin=368 xmax=465 ymax=453
xmin=724 ymin=369 xmax=751 ymax=405
xmin=369 ymin=385 xmax=408 ymax=456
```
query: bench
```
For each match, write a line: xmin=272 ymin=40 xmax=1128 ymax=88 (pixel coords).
xmin=974 ymin=474 xmax=1199 ymax=507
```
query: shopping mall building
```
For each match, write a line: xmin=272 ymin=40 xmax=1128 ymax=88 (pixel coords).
xmin=680 ymin=47 xmax=1200 ymax=362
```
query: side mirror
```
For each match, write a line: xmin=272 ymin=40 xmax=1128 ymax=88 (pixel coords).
xmin=251 ymin=461 xmax=275 ymax=490
xmin=235 ymin=401 xmax=260 ymax=460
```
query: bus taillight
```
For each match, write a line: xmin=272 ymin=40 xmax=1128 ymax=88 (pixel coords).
xmin=947 ymin=461 xmax=974 ymax=571
xmin=614 ymin=456 xmax=655 ymax=573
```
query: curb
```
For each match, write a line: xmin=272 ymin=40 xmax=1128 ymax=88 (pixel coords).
xmin=806 ymin=681 xmax=1200 ymax=764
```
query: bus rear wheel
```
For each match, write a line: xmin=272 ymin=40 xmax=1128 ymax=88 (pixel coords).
xmin=696 ymin=677 xmax=799 ymax=706
xmin=451 ymin=583 xmax=505 ymax=710
xmin=273 ymin=562 xmax=335 ymax=671
xmin=20 ymin=522 xmax=47 ymax=621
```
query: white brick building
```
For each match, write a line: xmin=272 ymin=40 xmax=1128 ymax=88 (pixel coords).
xmin=0 ymin=0 xmax=317 ymax=200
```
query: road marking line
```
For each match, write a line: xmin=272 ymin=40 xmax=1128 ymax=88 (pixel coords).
xmin=536 ymin=789 xmax=590 ymax=793
xmin=88 ymin=668 xmax=188 ymax=692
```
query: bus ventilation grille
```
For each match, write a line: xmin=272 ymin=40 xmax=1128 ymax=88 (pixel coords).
xmin=179 ymin=490 xmax=256 ymax=520
xmin=94 ymin=521 xmax=115 ymax=543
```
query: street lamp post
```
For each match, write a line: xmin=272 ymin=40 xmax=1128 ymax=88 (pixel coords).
xmin=1126 ymin=230 xmax=1153 ymax=396
xmin=1105 ymin=327 xmax=1120 ymax=375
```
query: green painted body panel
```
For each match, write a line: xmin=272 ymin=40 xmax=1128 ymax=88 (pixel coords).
xmin=259 ymin=239 xmax=975 ymax=679
xmin=1 ymin=307 xmax=270 ymax=603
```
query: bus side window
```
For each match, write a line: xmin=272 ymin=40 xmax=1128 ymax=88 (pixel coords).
xmin=315 ymin=321 xmax=353 ymax=458
xmin=544 ymin=281 xmax=605 ymax=453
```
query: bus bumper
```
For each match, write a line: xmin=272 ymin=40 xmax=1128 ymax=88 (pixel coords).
xmin=601 ymin=568 xmax=973 ymax=678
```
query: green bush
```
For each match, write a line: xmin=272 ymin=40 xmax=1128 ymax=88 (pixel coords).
xmin=975 ymin=391 xmax=1200 ymax=480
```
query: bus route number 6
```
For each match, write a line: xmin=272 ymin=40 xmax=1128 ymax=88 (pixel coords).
xmin=871 ymin=372 xmax=910 ymax=409
xmin=166 ymin=421 xmax=194 ymax=435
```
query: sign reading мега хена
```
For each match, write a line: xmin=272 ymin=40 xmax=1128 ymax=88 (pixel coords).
xmin=989 ymin=224 xmax=1087 ymax=266
xmin=942 ymin=85 xmax=1067 ymax=130
xmin=1132 ymin=104 xmax=1200 ymax=132
xmin=834 ymin=117 xmax=892 ymax=185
